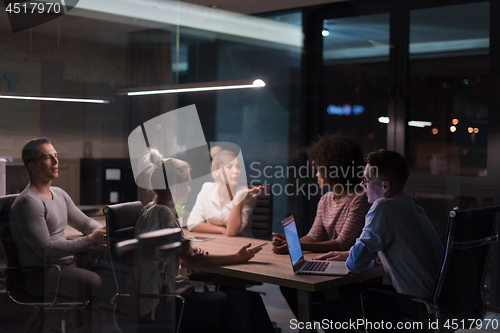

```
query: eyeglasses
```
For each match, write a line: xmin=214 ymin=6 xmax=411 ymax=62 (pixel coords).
xmin=361 ymin=177 xmax=389 ymax=186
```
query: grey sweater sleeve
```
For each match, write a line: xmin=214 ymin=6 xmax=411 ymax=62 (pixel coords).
xmin=59 ymin=189 xmax=102 ymax=234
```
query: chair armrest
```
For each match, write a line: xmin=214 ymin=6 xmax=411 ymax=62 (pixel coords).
xmin=110 ymin=292 xmax=185 ymax=304
xmin=4 ymin=264 xmax=63 ymax=307
xmin=139 ymin=293 xmax=185 ymax=303
xmin=5 ymin=264 xmax=61 ymax=271
xmin=111 ymin=293 xmax=186 ymax=333
xmin=361 ymin=288 xmax=436 ymax=315
xmin=361 ymin=288 xmax=416 ymax=300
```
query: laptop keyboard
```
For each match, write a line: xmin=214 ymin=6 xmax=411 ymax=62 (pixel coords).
xmin=302 ymin=261 xmax=329 ymax=272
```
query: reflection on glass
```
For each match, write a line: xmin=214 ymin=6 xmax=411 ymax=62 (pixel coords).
xmin=323 ymin=14 xmax=390 ymax=63
xmin=322 ymin=13 xmax=390 ymax=153
xmin=408 ymin=2 xmax=489 ymax=176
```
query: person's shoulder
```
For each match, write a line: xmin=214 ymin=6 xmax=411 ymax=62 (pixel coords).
xmin=12 ymin=187 xmax=42 ymax=212
xmin=349 ymin=192 xmax=369 ymax=204
xmin=372 ymin=193 xmax=408 ymax=211
xmin=50 ymin=186 xmax=68 ymax=196
xmin=200 ymin=182 xmax=216 ymax=192
xmin=147 ymin=203 xmax=176 ymax=219
xmin=320 ymin=191 xmax=335 ymax=202
xmin=50 ymin=187 xmax=74 ymax=203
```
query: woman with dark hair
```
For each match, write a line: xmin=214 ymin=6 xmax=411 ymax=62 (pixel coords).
xmin=272 ymin=134 xmax=371 ymax=318
xmin=134 ymin=148 xmax=274 ymax=333
xmin=272 ymin=133 xmax=370 ymax=254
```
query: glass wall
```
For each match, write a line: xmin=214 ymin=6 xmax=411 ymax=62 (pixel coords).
xmin=321 ymin=13 xmax=390 ymax=153
xmin=0 ymin=1 xmax=302 ymax=331
xmin=407 ymin=2 xmax=490 ymax=177
xmin=308 ymin=0 xmax=499 ymax=312
xmin=0 ymin=2 xmax=301 ymax=228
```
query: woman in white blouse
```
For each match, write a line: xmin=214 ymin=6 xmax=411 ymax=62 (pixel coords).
xmin=187 ymin=148 xmax=263 ymax=237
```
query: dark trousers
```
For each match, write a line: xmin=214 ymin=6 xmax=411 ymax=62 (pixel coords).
xmin=280 ymin=277 xmax=385 ymax=319
xmin=26 ymin=262 xmax=109 ymax=304
xmin=314 ymin=284 xmax=428 ymax=333
xmin=141 ymin=290 xmax=275 ymax=333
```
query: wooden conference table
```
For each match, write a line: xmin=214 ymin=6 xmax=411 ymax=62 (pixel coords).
xmin=66 ymin=221 xmax=385 ymax=333
xmin=184 ymin=230 xmax=384 ymax=333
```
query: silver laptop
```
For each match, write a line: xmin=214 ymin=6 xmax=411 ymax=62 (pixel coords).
xmin=282 ymin=215 xmax=349 ymax=275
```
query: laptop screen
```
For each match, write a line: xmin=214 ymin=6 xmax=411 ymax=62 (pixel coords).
xmin=282 ymin=216 xmax=303 ymax=266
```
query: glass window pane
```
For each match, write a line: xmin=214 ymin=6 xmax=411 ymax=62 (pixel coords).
xmin=408 ymin=2 xmax=489 ymax=176
xmin=322 ymin=14 xmax=390 ymax=152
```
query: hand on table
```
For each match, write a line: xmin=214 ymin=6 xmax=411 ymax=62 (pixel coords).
xmin=235 ymin=243 xmax=263 ymax=263
xmin=88 ymin=226 xmax=107 ymax=246
xmin=191 ymin=246 xmax=208 ymax=256
xmin=312 ymin=251 xmax=349 ymax=261
xmin=271 ymin=233 xmax=289 ymax=254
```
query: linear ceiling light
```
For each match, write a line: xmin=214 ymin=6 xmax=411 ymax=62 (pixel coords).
xmin=120 ymin=79 xmax=265 ymax=96
xmin=0 ymin=94 xmax=109 ymax=104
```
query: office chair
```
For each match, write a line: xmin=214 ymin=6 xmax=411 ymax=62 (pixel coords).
xmin=110 ymin=225 xmax=186 ymax=333
xmin=0 ymin=194 xmax=88 ymax=333
xmin=361 ymin=205 xmax=500 ymax=333
xmin=103 ymin=201 xmax=143 ymax=332
xmin=103 ymin=201 xmax=144 ymax=260
xmin=251 ymin=184 xmax=273 ymax=240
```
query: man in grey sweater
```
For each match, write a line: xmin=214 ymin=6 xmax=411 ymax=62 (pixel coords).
xmin=10 ymin=137 xmax=107 ymax=302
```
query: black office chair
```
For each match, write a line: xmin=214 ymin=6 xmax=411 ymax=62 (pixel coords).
xmin=251 ymin=184 xmax=273 ymax=240
xmin=104 ymin=202 xmax=186 ymax=333
xmin=361 ymin=205 xmax=500 ymax=333
xmin=103 ymin=201 xmax=143 ymax=332
xmin=0 ymin=194 xmax=88 ymax=333
xmin=103 ymin=201 xmax=144 ymax=260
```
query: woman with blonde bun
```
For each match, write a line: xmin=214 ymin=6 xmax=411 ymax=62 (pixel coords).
xmin=135 ymin=148 xmax=274 ymax=332
xmin=187 ymin=147 xmax=264 ymax=237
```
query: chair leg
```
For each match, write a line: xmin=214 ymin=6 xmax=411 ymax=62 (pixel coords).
xmin=24 ymin=308 xmax=44 ymax=333
xmin=61 ymin=316 xmax=67 ymax=333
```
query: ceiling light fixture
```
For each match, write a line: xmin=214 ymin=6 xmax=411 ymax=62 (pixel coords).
xmin=0 ymin=94 xmax=109 ymax=104
xmin=408 ymin=120 xmax=432 ymax=128
xmin=120 ymin=79 xmax=266 ymax=96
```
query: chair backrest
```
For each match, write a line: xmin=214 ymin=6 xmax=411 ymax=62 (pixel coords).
xmin=0 ymin=194 xmax=20 ymax=268
xmin=103 ymin=201 xmax=143 ymax=260
xmin=113 ymin=228 xmax=184 ymax=333
xmin=434 ymin=205 xmax=500 ymax=324
xmin=251 ymin=184 xmax=273 ymax=240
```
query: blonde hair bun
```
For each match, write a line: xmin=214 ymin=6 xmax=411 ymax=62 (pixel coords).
xmin=210 ymin=146 xmax=222 ymax=159
xmin=148 ymin=148 xmax=163 ymax=164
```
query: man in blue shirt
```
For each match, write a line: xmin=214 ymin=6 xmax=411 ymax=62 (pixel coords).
xmin=313 ymin=150 xmax=444 ymax=332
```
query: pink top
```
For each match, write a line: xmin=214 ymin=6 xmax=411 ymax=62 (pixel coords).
xmin=306 ymin=192 xmax=370 ymax=250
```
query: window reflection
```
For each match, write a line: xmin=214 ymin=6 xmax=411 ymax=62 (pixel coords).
xmin=408 ymin=2 xmax=489 ymax=176
xmin=322 ymin=13 xmax=390 ymax=153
